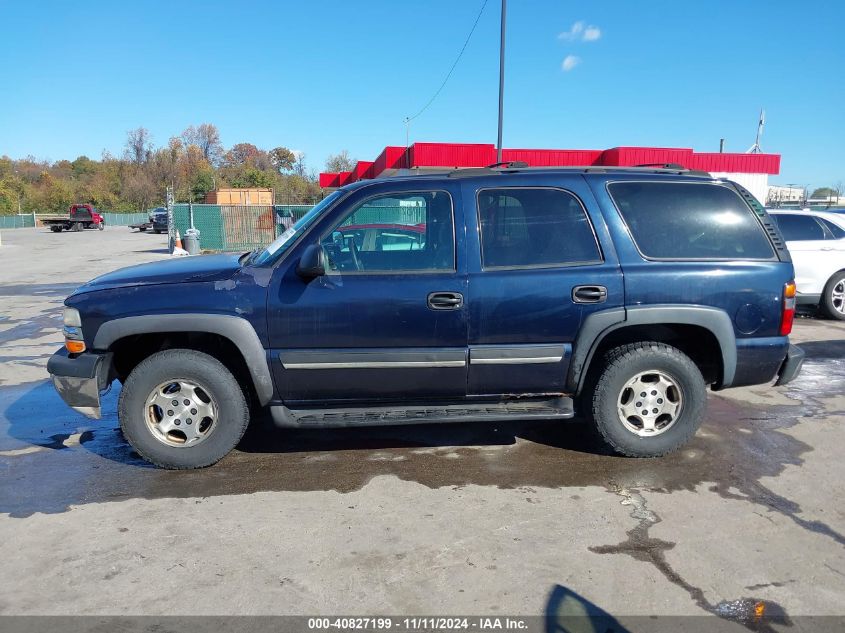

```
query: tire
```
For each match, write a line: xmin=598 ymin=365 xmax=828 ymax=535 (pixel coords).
xmin=154 ymin=229 xmax=162 ymax=234
xmin=50 ymin=225 xmax=61 ymax=233
xmin=72 ymin=222 xmax=82 ymax=232
xmin=118 ymin=349 xmax=250 ymax=469
xmin=97 ymin=221 xmax=104 ymax=231
xmin=586 ymin=342 xmax=707 ymax=457
xmin=820 ymin=272 xmax=845 ymax=321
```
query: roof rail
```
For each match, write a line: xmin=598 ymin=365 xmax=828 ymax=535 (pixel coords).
xmin=634 ymin=162 xmax=686 ymax=169
xmin=632 ymin=162 xmax=712 ymax=177
xmin=447 ymin=161 xmax=530 ymax=178
xmin=486 ymin=161 xmax=529 ymax=169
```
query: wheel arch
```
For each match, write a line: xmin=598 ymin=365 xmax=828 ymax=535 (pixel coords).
xmin=94 ymin=314 xmax=274 ymax=405
xmin=568 ymin=305 xmax=737 ymax=394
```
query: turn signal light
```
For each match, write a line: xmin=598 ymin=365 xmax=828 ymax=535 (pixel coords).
xmin=65 ymin=340 xmax=86 ymax=354
xmin=780 ymin=281 xmax=796 ymax=336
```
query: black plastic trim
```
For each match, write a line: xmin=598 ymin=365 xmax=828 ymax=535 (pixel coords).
xmin=93 ymin=314 xmax=274 ymax=405
xmin=567 ymin=305 xmax=737 ymax=393
xmin=47 ymin=347 xmax=112 ymax=380
xmin=775 ymin=344 xmax=805 ymax=386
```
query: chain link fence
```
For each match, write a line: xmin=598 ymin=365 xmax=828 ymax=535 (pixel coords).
xmin=172 ymin=204 xmax=316 ymax=251
xmin=2 ymin=212 xmax=150 ymax=229
xmin=0 ymin=214 xmax=36 ymax=229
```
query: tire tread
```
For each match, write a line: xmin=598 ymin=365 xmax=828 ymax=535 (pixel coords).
xmin=589 ymin=341 xmax=705 ymax=458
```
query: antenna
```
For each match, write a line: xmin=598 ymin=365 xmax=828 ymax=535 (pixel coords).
xmin=747 ymin=108 xmax=765 ymax=154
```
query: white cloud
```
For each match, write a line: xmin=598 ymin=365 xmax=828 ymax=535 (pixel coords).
xmin=583 ymin=26 xmax=601 ymax=41
xmin=558 ymin=21 xmax=601 ymax=42
xmin=561 ymin=55 xmax=581 ymax=72
xmin=558 ymin=21 xmax=584 ymax=40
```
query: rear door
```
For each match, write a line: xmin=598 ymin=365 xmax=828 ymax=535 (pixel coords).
xmin=461 ymin=176 xmax=623 ymax=396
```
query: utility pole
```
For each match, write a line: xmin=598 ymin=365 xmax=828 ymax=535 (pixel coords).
xmin=496 ymin=0 xmax=507 ymax=163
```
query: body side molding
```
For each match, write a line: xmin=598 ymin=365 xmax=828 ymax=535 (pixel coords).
xmin=93 ymin=314 xmax=274 ymax=405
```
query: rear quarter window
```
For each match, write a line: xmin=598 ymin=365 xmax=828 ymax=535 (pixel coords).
xmin=608 ymin=182 xmax=775 ymax=260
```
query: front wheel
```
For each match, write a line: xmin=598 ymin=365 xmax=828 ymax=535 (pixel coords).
xmin=118 ymin=349 xmax=250 ymax=468
xmin=586 ymin=342 xmax=707 ymax=457
xmin=97 ymin=221 xmax=105 ymax=231
xmin=820 ymin=272 xmax=845 ymax=321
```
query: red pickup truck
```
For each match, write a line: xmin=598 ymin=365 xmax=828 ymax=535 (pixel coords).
xmin=41 ymin=204 xmax=105 ymax=232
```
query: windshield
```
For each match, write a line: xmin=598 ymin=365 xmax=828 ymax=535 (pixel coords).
xmin=250 ymin=191 xmax=344 ymax=266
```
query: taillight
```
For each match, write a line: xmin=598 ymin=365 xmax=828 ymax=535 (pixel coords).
xmin=780 ymin=281 xmax=796 ymax=336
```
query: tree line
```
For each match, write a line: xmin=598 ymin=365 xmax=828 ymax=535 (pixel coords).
xmin=0 ymin=123 xmax=358 ymax=215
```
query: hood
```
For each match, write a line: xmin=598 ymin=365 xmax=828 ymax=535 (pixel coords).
xmin=73 ymin=253 xmax=244 ymax=294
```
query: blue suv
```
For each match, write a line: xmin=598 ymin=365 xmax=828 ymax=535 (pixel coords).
xmin=47 ymin=165 xmax=805 ymax=468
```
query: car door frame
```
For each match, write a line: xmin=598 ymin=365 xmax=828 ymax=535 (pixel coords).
xmin=265 ymin=179 xmax=470 ymax=405
xmin=459 ymin=173 xmax=624 ymax=397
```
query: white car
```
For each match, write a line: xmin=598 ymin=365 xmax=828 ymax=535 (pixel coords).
xmin=768 ymin=209 xmax=845 ymax=320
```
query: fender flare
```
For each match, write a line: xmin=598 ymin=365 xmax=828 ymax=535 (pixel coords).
xmin=567 ymin=305 xmax=737 ymax=393
xmin=93 ymin=314 xmax=274 ymax=405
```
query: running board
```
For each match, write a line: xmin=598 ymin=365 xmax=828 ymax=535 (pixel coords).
xmin=270 ymin=398 xmax=575 ymax=428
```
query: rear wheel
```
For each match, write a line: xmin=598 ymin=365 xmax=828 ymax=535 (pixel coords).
xmin=118 ymin=349 xmax=250 ymax=469
xmin=820 ymin=272 xmax=845 ymax=321
xmin=50 ymin=225 xmax=62 ymax=232
xmin=586 ymin=342 xmax=707 ymax=457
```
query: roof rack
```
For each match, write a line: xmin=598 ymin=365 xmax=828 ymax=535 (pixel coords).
xmin=447 ymin=161 xmax=530 ymax=178
xmin=444 ymin=164 xmax=713 ymax=179
xmin=632 ymin=162 xmax=711 ymax=177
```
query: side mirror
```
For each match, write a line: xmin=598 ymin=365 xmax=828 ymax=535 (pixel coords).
xmin=296 ymin=244 xmax=326 ymax=279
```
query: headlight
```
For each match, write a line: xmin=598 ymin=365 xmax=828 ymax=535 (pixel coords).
xmin=62 ymin=307 xmax=85 ymax=353
xmin=63 ymin=307 xmax=82 ymax=327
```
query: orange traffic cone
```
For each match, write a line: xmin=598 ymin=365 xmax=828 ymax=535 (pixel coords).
xmin=174 ymin=229 xmax=183 ymax=250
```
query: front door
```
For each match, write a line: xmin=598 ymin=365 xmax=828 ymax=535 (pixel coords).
xmin=461 ymin=179 xmax=623 ymax=397
xmin=267 ymin=185 xmax=468 ymax=405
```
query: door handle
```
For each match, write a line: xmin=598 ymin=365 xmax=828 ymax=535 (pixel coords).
xmin=572 ymin=285 xmax=608 ymax=304
xmin=428 ymin=292 xmax=464 ymax=310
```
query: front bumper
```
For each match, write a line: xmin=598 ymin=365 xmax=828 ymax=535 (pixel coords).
xmin=775 ymin=344 xmax=805 ymax=386
xmin=46 ymin=348 xmax=113 ymax=419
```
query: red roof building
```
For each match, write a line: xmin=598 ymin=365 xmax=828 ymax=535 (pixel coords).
xmin=320 ymin=142 xmax=780 ymax=203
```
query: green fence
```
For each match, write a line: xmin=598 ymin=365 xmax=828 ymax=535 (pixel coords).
xmin=173 ymin=204 xmax=315 ymax=251
xmin=1 ymin=212 xmax=150 ymax=229
xmin=0 ymin=215 xmax=36 ymax=229
xmin=103 ymin=212 xmax=149 ymax=226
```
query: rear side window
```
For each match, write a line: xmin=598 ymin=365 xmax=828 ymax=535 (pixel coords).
xmin=608 ymin=182 xmax=775 ymax=260
xmin=818 ymin=218 xmax=845 ymax=240
xmin=771 ymin=214 xmax=826 ymax=241
xmin=477 ymin=188 xmax=601 ymax=268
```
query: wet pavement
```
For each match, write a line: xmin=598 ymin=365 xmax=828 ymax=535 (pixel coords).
xmin=0 ymin=226 xmax=844 ymax=625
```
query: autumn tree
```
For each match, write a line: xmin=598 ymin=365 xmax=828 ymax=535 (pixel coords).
xmin=269 ymin=147 xmax=296 ymax=173
xmin=182 ymin=123 xmax=223 ymax=166
xmin=124 ymin=127 xmax=153 ymax=164
xmin=325 ymin=150 xmax=356 ymax=173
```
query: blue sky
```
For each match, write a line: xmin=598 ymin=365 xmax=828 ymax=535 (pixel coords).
xmin=1 ymin=0 xmax=843 ymax=188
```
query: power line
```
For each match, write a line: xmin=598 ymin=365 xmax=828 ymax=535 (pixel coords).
xmin=405 ymin=0 xmax=490 ymax=125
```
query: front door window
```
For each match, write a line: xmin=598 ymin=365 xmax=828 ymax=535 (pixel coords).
xmin=320 ymin=191 xmax=455 ymax=273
